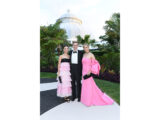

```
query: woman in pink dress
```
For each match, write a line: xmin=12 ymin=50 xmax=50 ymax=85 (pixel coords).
xmin=57 ymin=45 xmax=72 ymax=102
xmin=81 ymin=44 xmax=114 ymax=106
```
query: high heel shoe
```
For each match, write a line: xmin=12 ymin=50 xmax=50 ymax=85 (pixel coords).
xmin=64 ymin=97 xmax=70 ymax=102
xmin=64 ymin=97 xmax=70 ymax=103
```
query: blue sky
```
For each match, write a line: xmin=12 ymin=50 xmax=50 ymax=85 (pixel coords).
xmin=40 ymin=0 xmax=120 ymax=41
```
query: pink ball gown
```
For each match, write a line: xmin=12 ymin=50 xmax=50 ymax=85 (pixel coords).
xmin=57 ymin=58 xmax=72 ymax=97
xmin=81 ymin=57 xmax=114 ymax=106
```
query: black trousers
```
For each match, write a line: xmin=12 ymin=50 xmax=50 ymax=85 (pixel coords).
xmin=70 ymin=64 xmax=82 ymax=100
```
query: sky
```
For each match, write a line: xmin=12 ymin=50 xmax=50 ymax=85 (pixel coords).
xmin=40 ymin=0 xmax=120 ymax=41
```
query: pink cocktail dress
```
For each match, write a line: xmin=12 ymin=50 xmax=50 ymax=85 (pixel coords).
xmin=57 ymin=58 xmax=72 ymax=97
xmin=81 ymin=57 xmax=114 ymax=106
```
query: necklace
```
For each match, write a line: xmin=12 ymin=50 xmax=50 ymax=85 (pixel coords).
xmin=85 ymin=52 xmax=90 ymax=54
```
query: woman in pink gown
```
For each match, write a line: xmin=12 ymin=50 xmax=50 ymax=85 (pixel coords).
xmin=81 ymin=44 xmax=114 ymax=106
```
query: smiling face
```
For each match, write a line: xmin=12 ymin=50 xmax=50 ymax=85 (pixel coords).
xmin=72 ymin=42 xmax=78 ymax=51
xmin=83 ymin=44 xmax=89 ymax=53
xmin=63 ymin=46 xmax=69 ymax=54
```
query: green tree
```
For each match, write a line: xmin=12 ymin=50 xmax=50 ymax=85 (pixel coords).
xmin=99 ymin=13 xmax=120 ymax=52
xmin=76 ymin=34 xmax=96 ymax=47
xmin=97 ymin=13 xmax=120 ymax=74
xmin=40 ymin=20 xmax=69 ymax=70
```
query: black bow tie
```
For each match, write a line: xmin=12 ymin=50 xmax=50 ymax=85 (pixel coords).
xmin=73 ymin=51 xmax=77 ymax=53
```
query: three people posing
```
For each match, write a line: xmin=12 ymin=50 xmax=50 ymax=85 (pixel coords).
xmin=57 ymin=41 xmax=114 ymax=106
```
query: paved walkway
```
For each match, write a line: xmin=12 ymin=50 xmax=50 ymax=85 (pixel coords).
xmin=40 ymin=82 xmax=57 ymax=91
xmin=40 ymin=78 xmax=120 ymax=120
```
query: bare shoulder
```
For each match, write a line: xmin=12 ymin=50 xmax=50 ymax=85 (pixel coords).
xmin=59 ymin=55 xmax=63 ymax=59
xmin=90 ymin=52 xmax=95 ymax=59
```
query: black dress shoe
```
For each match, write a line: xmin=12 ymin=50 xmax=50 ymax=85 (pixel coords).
xmin=72 ymin=98 xmax=75 ymax=101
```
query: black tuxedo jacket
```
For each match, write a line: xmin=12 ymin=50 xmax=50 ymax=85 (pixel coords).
xmin=69 ymin=50 xmax=84 ymax=77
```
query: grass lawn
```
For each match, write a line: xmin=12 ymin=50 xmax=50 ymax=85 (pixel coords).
xmin=95 ymin=78 xmax=120 ymax=104
xmin=40 ymin=72 xmax=120 ymax=104
xmin=40 ymin=72 xmax=57 ymax=78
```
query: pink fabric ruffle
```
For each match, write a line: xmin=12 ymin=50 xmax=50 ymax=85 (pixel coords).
xmin=57 ymin=62 xmax=72 ymax=97
xmin=91 ymin=59 xmax=101 ymax=75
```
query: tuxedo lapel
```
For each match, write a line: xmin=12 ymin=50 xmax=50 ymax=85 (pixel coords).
xmin=70 ymin=50 xmax=73 ymax=63
xmin=70 ymin=50 xmax=73 ymax=56
xmin=78 ymin=50 xmax=80 ymax=63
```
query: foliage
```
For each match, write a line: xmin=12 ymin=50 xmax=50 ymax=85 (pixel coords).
xmin=102 ymin=52 xmax=120 ymax=73
xmin=99 ymin=13 xmax=120 ymax=52
xmin=40 ymin=72 xmax=57 ymax=78
xmin=40 ymin=20 xmax=69 ymax=70
xmin=76 ymin=34 xmax=96 ymax=47
xmin=97 ymin=13 xmax=120 ymax=74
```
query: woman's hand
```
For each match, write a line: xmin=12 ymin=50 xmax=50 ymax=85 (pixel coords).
xmin=57 ymin=72 xmax=60 ymax=77
xmin=87 ymin=70 xmax=91 ymax=75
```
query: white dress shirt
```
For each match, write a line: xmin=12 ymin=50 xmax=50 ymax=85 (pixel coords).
xmin=71 ymin=50 xmax=78 ymax=64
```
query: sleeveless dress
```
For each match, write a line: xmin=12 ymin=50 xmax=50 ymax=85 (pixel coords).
xmin=81 ymin=57 xmax=114 ymax=106
xmin=57 ymin=58 xmax=72 ymax=97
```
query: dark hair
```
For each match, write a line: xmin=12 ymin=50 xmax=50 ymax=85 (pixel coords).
xmin=63 ymin=45 xmax=69 ymax=48
xmin=72 ymin=41 xmax=78 ymax=45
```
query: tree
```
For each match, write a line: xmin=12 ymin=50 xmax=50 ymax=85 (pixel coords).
xmin=97 ymin=13 xmax=120 ymax=74
xmin=76 ymin=34 xmax=96 ymax=47
xmin=99 ymin=13 xmax=120 ymax=52
xmin=40 ymin=20 xmax=69 ymax=71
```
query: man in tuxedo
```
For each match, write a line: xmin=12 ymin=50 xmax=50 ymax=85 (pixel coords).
xmin=69 ymin=41 xmax=83 ymax=102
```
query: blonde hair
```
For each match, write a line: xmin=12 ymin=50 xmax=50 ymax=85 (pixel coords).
xmin=83 ymin=43 xmax=89 ymax=47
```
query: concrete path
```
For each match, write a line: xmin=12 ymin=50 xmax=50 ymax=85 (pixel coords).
xmin=40 ymin=78 xmax=120 ymax=120
xmin=40 ymin=82 xmax=57 ymax=91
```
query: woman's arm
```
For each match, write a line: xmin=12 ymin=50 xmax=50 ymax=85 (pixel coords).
xmin=91 ymin=53 xmax=101 ymax=75
xmin=87 ymin=53 xmax=95 ymax=75
xmin=57 ymin=55 xmax=62 ymax=76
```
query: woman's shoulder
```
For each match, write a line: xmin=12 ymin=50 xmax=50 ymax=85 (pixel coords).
xmin=60 ymin=54 xmax=70 ymax=59
xmin=89 ymin=52 xmax=94 ymax=55
xmin=88 ymin=52 xmax=94 ymax=56
xmin=89 ymin=52 xmax=95 ymax=59
xmin=59 ymin=55 xmax=65 ymax=59
xmin=59 ymin=55 xmax=63 ymax=58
